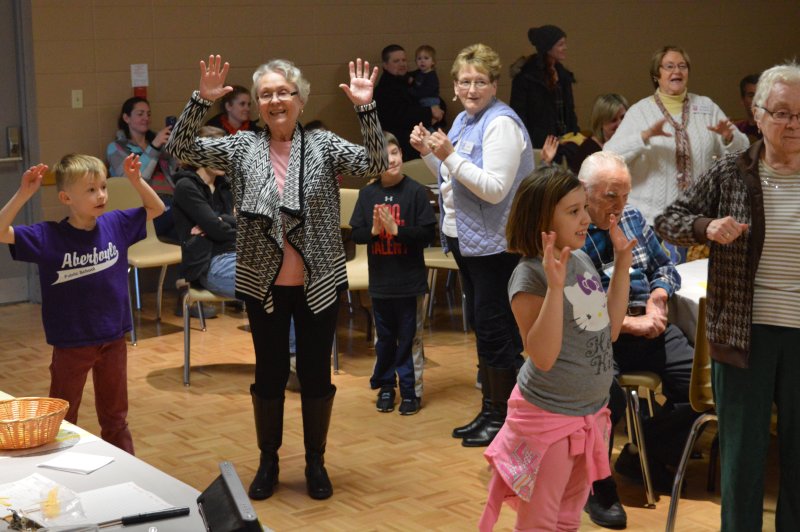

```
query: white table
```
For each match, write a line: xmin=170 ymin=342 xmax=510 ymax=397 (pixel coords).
xmin=0 ymin=394 xmax=205 ymax=531
xmin=669 ymin=258 xmax=708 ymax=341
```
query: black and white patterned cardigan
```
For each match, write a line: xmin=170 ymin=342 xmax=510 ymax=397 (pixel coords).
xmin=167 ymin=91 xmax=387 ymax=314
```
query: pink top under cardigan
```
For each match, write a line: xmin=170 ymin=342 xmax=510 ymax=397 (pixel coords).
xmin=271 ymin=140 xmax=305 ymax=287
xmin=479 ymin=385 xmax=612 ymax=531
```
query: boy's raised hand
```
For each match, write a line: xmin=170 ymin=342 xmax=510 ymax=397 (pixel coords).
xmin=371 ymin=204 xmax=383 ymax=236
xmin=541 ymin=231 xmax=570 ymax=289
xmin=122 ymin=153 xmax=143 ymax=183
xmin=19 ymin=164 xmax=48 ymax=198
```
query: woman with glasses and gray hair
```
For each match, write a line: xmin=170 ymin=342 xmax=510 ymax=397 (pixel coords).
xmin=605 ymin=46 xmax=748 ymax=250
xmin=167 ymin=55 xmax=387 ymax=503
xmin=410 ymin=43 xmax=533 ymax=449
xmin=656 ymin=61 xmax=800 ymax=531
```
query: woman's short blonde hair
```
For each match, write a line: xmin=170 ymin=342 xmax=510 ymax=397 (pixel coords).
xmin=54 ymin=154 xmax=106 ymax=191
xmin=752 ymin=61 xmax=800 ymax=114
xmin=591 ymin=93 xmax=629 ymax=143
xmin=252 ymin=59 xmax=311 ymax=103
xmin=649 ymin=45 xmax=691 ymax=89
xmin=450 ymin=43 xmax=501 ymax=82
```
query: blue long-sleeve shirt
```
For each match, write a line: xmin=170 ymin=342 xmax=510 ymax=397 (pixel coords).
xmin=582 ymin=205 xmax=681 ymax=309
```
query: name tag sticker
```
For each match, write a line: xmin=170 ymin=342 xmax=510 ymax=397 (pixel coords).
xmin=459 ymin=141 xmax=475 ymax=155
xmin=691 ymin=102 xmax=712 ymax=114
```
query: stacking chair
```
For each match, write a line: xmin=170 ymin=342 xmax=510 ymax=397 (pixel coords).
xmin=666 ymin=297 xmax=718 ymax=531
xmin=401 ymin=158 xmax=437 ymax=185
xmin=105 ymin=178 xmax=182 ymax=345
xmin=423 ymin=247 xmax=468 ymax=332
xmin=333 ymin=188 xmax=373 ymax=373
xmin=180 ymin=285 xmax=238 ymax=386
xmin=617 ymin=370 xmax=662 ymax=509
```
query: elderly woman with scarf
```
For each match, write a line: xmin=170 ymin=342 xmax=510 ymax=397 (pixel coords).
xmin=167 ymin=55 xmax=386 ymax=502
xmin=604 ymin=46 xmax=749 ymax=231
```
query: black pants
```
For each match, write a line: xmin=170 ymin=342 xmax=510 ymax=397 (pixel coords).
xmin=246 ymin=286 xmax=339 ymax=400
xmin=446 ymin=236 xmax=523 ymax=369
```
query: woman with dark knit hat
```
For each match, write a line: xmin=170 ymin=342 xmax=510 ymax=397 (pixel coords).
xmin=509 ymin=24 xmax=579 ymax=148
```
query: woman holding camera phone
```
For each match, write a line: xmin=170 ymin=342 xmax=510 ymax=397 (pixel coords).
xmin=107 ymin=96 xmax=180 ymax=242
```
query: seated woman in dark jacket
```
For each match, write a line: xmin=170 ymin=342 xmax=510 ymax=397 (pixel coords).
xmin=172 ymin=126 xmax=237 ymax=299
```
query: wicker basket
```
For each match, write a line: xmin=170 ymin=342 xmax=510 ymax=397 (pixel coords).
xmin=0 ymin=397 xmax=69 ymax=450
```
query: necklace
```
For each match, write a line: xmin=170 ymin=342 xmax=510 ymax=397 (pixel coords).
xmin=587 ymin=230 xmax=614 ymax=274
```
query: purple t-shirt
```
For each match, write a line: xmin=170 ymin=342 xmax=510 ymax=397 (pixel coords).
xmin=10 ymin=208 xmax=146 ymax=348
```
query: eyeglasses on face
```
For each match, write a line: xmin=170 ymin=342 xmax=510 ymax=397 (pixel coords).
xmin=456 ymin=79 xmax=491 ymax=90
xmin=258 ymin=90 xmax=298 ymax=102
xmin=757 ymin=106 xmax=800 ymax=124
xmin=660 ymin=63 xmax=689 ymax=73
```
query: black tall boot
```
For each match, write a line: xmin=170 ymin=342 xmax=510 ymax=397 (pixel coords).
xmin=248 ymin=385 xmax=284 ymax=500
xmin=462 ymin=365 xmax=516 ymax=447
xmin=302 ymin=385 xmax=336 ymax=500
xmin=452 ymin=359 xmax=491 ymax=438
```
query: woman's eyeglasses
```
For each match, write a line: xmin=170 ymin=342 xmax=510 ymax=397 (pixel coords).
xmin=757 ymin=106 xmax=800 ymax=125
xmin=258 ymin=90 xmax=298 ymax=102
xmin=660 ymin=63 xmax=689 ymax=73
xmin=456 ymin=79 xmax=491 ymax=90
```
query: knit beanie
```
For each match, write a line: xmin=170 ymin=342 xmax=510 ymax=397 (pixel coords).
xmin=528 ymin=25 xmax=566 ymax=55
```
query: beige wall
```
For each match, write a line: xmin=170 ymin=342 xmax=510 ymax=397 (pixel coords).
xmin=31 ymin=0 xmax=800 ymax=219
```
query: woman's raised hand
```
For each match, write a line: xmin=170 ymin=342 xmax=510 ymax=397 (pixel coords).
xmin=708 ymin=118 xmax=734 ymax=143
xmin=339 ymin=58 xmax=379 ymax=106
xmin=427 ymin=129 xmax=454 ymax=160
xmin=541 ymin=231 xmax=570 ymax=289
xmin=199 ymin=54 xmax=233 ymax=102
xmin=410 ymin=123 xmax=432 ymax=156
xmin=642 ymin=117 xmax=672 ymax=143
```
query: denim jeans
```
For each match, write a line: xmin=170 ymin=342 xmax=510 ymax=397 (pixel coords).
xmin=204 ymin=252 xmax=236 ymax=299
xmin=371 ymin=296 xmax=421 ymax=399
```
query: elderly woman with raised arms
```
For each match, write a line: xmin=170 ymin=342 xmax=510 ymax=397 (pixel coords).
xmin=167 ymin=55 xmax=387 ymax=502
xmin=655 ymin=62 xmax=800 ymax=531
xmin=605 ymin=46 xmax=749 ymax=233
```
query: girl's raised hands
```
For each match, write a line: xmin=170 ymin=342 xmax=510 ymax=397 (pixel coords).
xmin=607 ymin=214 xmax=637 ymax=264
xmin=339 ymin=58 xmax=379 ymax=106
xmin=199 ymin=54 xmax=233 ymax=102
xmin=541 ymin=231 xmax=571 ymax=289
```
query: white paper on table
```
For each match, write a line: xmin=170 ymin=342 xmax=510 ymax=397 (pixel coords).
xmin=76 ymin=482 xmax=172 ymax=524
xmin=38 ymin=452 xmax=114 ymax=475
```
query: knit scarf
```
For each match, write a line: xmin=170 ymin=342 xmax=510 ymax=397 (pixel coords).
xmin=654 ymin=91 xmax=692 ymax=190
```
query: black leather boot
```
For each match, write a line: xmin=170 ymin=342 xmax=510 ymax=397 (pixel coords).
xmin=452 ymin=359 xmax=491 ymax=439
xmin=302 ymin=385 xmax=336 ymax=500
xmin=462 ymin=365 xmax=516 ymax=447
xmin=248 ymin=385 xmax=284 ymax=500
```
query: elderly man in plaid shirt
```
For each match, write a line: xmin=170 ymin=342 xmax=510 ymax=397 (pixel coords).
xmin=577 ymin=151 xmax=697 ymax=529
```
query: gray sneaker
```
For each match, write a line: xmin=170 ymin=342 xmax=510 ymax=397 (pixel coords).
xmin=376 ymin=386 xmax=396 ymax=412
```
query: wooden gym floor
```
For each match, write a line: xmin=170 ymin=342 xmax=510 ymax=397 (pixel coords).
xmin=0 ymin=282 xmax=779 ymax=531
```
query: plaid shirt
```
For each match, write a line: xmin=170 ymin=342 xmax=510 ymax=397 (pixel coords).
xmin=582 ymin=205 xmax=681 ymax=309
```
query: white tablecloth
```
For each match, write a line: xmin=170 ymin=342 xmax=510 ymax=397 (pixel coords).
xmin=669 ymin=258 xmax=708 ymax=342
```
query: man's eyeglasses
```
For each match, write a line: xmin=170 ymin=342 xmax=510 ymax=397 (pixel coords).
xmin=258 ymin=90 xmax=298 ymax=102
xmin=456 ymin=79 xmax=491 ymax=90
xmin=660 ymin=63 xmax=689 ymax=73
xmin=757 ymin=106 xmax=800 ymax=124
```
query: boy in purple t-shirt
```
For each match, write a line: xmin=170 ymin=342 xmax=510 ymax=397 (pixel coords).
xmin=0 ymin=153 xmax=164 ymax=454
